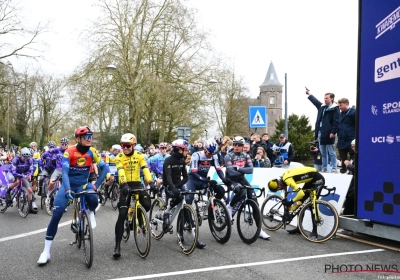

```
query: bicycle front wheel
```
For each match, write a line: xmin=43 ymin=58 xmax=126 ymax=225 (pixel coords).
xmin=237 ymin=199 xmax=261 ymax=244
xmin=18 ymin=191 xmax=29 ymax=218
xmin=45 ymin=189 xmax=56 ymax=216
xmin=261 ymin=194 xmax=285 ymax=231
xmin=81 ymin=211 xmax=94 ymax=268
xmin=207 ymin=199 xmax=231 ymax=244
xmin=149 ymin=198 xmax=165 ymax=240
xmin=177 ymin=204 xmax=198 ymax=255
xmin=111 ymin=183 xmax=119 ymax=210
xmin=298 ymin=200 xmax=339 ymax=243
xmin=133 ymin=205 xmax=151 ymax=258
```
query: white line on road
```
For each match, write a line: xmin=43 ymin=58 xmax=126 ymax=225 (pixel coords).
xmin=0 ymin=221 xmax=70 ymax=242
xmin=107 ymin=249 xmax=385 ymax=280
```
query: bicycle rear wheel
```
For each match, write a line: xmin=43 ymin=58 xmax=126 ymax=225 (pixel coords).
xmin=176 ymin=204 xmax=198 ymax=255
xmin=81 ymin=211 xmax=94 ymax=268
xmin=237 ymin=199 xmax=261 ymax=244
xmin=98 ymin=182 xmax=107 ymax=206
xmin=111 ymin=183 xmax=119 ymax=210
xmin=208 ymin=199 xmax=231 ymax=244
xmin=133 ymin=205 xmax=151 ymax=258
xmin=18 ymin=191 xmax=29 ymax=218
xmin=149 ymin=198 xmax=165 ymax=240
xmin=261 ymin=194 xmax=285 ymax=231
xmin=45 ymin=189 xmax=56 ymax=216
xmin=298 ymin=200 xmax=339 ymax=243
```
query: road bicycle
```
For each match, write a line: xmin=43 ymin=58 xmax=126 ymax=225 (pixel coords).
xmin=97 ymin=179 xmax=119 ymax=210
xmin=192 ymin=183 xmax=232 ymax=244
xmin=40 ymin=174 xmax=62 ymax=216
xmin=0 ymin=176 xmax=30 ymax=217
xmin=225 ymin=185 xmax=265 ymax=244
xmin=121 ymin=188 xmax=151 ymax=258
xmin=69 ymin=190 xmax=98 ymax=268
xmin=149 ymin=189 xmax=199 ymax=255
xmin=261 ymin=185 xmax=338 ymax=243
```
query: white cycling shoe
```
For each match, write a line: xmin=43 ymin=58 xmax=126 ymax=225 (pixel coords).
xmin=37 ymin=251 xmax=50 ymax=265
xmin=259 ymin=230 xmax=271 ymax=240
xmin=87 ymin=210 xmax=96 ymax=229
xmin=32 ymin=201 xmax=38 ymax=211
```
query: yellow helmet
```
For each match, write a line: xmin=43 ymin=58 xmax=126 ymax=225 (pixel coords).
xmin=268 ymin=179 xmax=282 ymax=192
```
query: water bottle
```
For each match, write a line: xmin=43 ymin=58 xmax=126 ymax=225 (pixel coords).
xmin=289 ymin=201 xmax=302 ymax=212
xmin=161 ymin=189 xmax=166 ymax=202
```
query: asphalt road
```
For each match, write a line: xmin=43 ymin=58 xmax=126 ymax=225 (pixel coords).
xmin=1 ymin=196 xmax=399 ymax=280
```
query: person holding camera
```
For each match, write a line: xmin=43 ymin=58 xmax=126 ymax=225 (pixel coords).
xmin=272 ymin=134 xmax=294 ymax=167
xmin=252 ymin=147 xmax=271 ymax=168
xmin=309 ymin=141 xmax=322 ymax=171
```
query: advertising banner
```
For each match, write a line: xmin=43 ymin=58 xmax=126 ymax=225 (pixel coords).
xmin=357 ymin=1 xmax=400 ymax=226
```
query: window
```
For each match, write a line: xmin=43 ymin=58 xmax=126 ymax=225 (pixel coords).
xmin=269 ymin=96 xmax=275 ymax=105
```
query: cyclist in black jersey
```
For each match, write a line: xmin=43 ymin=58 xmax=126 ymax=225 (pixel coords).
xmin=224 ymin=136 xmax=270 ymax=240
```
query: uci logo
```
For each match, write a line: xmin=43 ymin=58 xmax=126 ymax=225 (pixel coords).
xmin=372 ymin=136 xmax=385 ymax=143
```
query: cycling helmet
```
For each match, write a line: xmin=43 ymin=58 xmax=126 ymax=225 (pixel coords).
xmin=75 ymin=126 xmax=93 ymax=137
xmin=21 ymin=147 xmax=31 ymax=159
xmin=203 ymin=138 xmax=218 ymax=154
xmin=159 ymin=142 xmax=168 ymax=148
xmin=135 ymin=144 xmax=143 ymax=152
xmin=48 ymin=141 xmax=56 ymax=148
xmin=268 ymin=178 xmax=284 ymax=192
xmin=101 ymin=152 xmax=106 ymax=157
xmin=112 ymin=144 xmax=122 ymax=151
xmin=29 ymin=142 xmax=37 ymax=148
xmin=232 ymin=136 xmax=245 ymax=145
xmin=171 ymin=139 xmax=189 ymax=150
xmin=120 ymin=133 xmax=137 ymax=144
xmin=351 ymin=139 xmax=356 ymax=146
xmin=60 ymin=137 xmax=69 ymax=144
xmin=44 ymin=146 xmax=49 ymax=152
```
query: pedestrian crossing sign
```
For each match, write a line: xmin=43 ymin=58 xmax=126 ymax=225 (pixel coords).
xmin=248 ymin=106 xmax=267 ymax=128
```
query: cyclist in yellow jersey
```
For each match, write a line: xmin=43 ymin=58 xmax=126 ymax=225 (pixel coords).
xmin=113 ymin=133 xmax=153 ymax=259
xmin=268 ymin=166 xmax=325 ymax=235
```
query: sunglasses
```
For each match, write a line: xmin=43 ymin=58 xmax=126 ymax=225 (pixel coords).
xmin=82 ymin=135 xmax=93 ymax=141
xmin=61 ymin=143 xmax=68 ymax=146
xmin=122 ymin=144 xmax=132 ymax=149
xmin=159 ymin=147 xmax=167 ymax=150
xmin=233 ymin=143 xmax=243 ymax=147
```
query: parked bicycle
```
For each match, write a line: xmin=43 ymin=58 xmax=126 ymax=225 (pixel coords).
xmin=121 ymin=188 xmax=151 ymax=258
xmin=192 ymin=183 xmax=232 ymax=244
xmin=69 ymin=190 xmax=98 ymax=268
xmin=40 ymin=174 xmax=62 ymax=216
xmin=225 ymin=185 xmax=265 ymax=244
xmin=261 ymin=185 xmax=338 ymax=243
xmin=149 ymin=189 xmax=199 ymax=255
xmin=0 ymin=176 xmax=30 ymax=217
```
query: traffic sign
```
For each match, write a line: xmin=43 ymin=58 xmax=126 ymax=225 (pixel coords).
xmin=248 ymin=106 xmax=267 ymax=128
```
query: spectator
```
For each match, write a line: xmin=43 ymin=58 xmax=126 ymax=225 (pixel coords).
xmin=243 ymin=143 xmax=252 ymax=158
xmin=189 ymin=140 xmax=203 ymax=154
xmin=249 ymin=133 xmax=268 ymax=159
xmin=252 ymin=147 xmax=271 ymax=168
xmin=272 ymin=134 xmax=294 ymax=167
xmin=337 ymin=98 xmax=356 ymax=174
xmin=310 ymin=142 xmax=322 ymax=171
xmin=306 ymin=89 xmax=340 ymax=173
xmin=261 ymin=133 xmax=274 ymax=166
xmin=342 ymin=139 xmax=356 ymax=215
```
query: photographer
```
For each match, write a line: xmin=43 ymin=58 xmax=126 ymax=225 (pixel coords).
xmin=249 ymin=133 xmax=268 ymax=159
xmin=252 ymin=147 xmax=271 ymax=168
xmin=308 ymin=140 xmax=322 ymax=171
xmin=272 ymin=134 xmax=294 ymax=167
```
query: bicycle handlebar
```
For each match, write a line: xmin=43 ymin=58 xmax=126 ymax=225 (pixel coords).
xmin=319 ymin=186 xmax=336 ymax=197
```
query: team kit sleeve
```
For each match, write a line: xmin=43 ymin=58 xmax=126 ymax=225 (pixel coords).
xmin=62 ymin=150 xmax=71 ymax=191
xmin=140 ymin=154 xmax=152 ymax=183
xmin=91 ymin=147 xmax=108 ymax=187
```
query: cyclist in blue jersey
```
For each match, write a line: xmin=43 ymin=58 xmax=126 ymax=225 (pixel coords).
xmin=185 ymin=138 xmax=231 ymax=248
xmin=149 ymin=142 xmax=170 ymax=188
xmin=37 ymin=126 xmax=109 ymax=265
xmin=104 ymin=144 xmax=121 ymax=198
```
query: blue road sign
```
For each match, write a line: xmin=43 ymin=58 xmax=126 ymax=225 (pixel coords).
xmin=248 ymin=106 xmax=267 ymax=128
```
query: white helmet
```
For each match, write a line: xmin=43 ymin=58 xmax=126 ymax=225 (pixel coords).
xmin=21 ymin=147 xmax=31 ymax=159
xmin=232 ymin=136 xmax=245 ymax=145
xmin=120 ymin=133 xmax=137 ymax=144
xmin=112 ymin=144 xmax=122 ymax=151
xmin=351 ymin=139 xmax=356 ymax=146
xmin=203 ymin=138 xmax=218 ymax=154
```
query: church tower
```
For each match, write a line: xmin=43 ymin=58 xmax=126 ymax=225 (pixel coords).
xmin=258 ymin=61 xmax=283 ymax=136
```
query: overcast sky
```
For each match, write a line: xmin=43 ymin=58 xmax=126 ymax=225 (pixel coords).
xmin=12 ymin=0 xmax=359 ymax=136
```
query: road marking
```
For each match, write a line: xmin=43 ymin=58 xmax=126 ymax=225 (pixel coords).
xmin=107 ymin=249 xmax=384 ymax=280
xmin=0 ymin=221 xmax=70 ymax=242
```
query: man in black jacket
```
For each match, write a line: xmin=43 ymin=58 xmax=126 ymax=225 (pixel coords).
xmin=261 ymin=133 xmax=274 ymax=166
xmin=306 ymin=89 xmax=340 ymax=173
xmin=250 ymin=133 xmax=268 ymax=159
